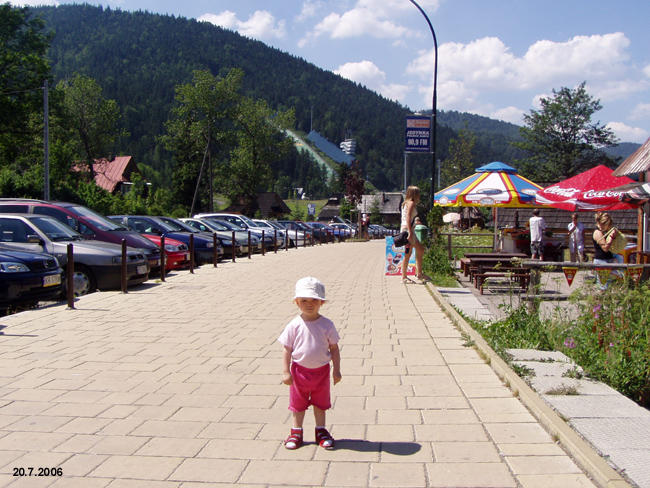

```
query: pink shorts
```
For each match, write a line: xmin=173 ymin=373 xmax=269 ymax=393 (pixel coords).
xmin=289 ymin=362 xmax=331 ymax=412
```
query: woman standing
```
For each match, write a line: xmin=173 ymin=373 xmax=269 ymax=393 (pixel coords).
xmin=400 ymin=185 xmax=425 ymax=283
xmin=592 ymin=212 xmax=623 ymax=289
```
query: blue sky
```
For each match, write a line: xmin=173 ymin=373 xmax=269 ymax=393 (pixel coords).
xmin=15 ymin=0 xmax=650 ymax=143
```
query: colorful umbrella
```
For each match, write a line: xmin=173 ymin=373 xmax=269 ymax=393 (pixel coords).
xmin=435 ymin=161 xmax=542 ymax=207
xmin=535 ymin=165 xmax=636 ymax=211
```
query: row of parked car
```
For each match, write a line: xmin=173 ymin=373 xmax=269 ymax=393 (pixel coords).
xmin=0 ymin=198 xmax=393 ymax=315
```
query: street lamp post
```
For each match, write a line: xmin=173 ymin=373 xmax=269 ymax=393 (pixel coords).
xmin=408 ymin=0 xmax=438 ymax=209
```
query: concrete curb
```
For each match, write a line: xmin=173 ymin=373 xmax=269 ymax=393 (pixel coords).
xmin=426 ymin=283 xmax=633 ymax=488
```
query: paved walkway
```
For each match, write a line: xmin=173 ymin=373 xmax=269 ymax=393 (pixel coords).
xmin=0 ymin=240 xmax=608 ymax=487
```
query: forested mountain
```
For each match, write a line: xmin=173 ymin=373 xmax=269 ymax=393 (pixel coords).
xmin=30 ymin=5 xmax=638 ymax=196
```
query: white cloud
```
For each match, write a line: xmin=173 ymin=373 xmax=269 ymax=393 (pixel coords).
xmin=406 ymin=33 xmax=635 ymax=114
xmin=606 ymin=122 xmax=648 ymax=143
xmin=335 ymin=60 xmax=386 ymax=86
xmin=9 ymin=0 xmax=58 ymax=5
xmin=334 ymin=60 xmax=408 ymax=104
xmin=296 ymin=1 xmax=323 ymax=22
xmin=630 ymin=103 xmax=650 ymax=121
xmin=199 ymin=10 xmax=286 ymax=40
xmin=644 ymin=65 xmax=650 ymax=78
xmin=313 ymin=10 xmax=407 ymax=40
xmin=491 ymin=106 xmax=525 ymax=125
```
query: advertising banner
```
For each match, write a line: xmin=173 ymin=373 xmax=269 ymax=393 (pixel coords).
xmin=385 ymin=236 xmax=416 ymax=276
xmin=405 ymin=115 xmax=431 ymax=153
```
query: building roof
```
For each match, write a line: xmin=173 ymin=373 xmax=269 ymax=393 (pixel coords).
xmin=358 ymin=193 xmax=403 ymax=215
xmin=72 ymin=156 xmax=136 ymax=194
xmin=307 ymin=131 xmax=354 ymax=165
xmin=613 ymin=137 xmax=650 ymax=177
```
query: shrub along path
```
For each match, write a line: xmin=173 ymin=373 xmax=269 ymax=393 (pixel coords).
xmin=0 ymin=240 xmax=609 ymax=487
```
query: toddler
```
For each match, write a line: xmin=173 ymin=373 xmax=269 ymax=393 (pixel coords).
xmin=278 ymin=276 xmax=342 ymax=449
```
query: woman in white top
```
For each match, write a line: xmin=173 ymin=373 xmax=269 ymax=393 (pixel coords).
xmin=400 ymin=185 xmax=425 ymax=283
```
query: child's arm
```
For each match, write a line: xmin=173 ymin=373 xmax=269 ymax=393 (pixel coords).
xmin=330 ymin=344 xmax=342 ymax=384
xmin=282 ymin=346 xmax=292 ymax=385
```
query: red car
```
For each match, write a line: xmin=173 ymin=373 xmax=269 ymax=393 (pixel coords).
xmin=142 ymin=234 xmax=190 ymax=271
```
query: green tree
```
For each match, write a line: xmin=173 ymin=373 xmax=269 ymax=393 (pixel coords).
xmin=161 ymin=68 xmax=243 ymax=213
xmin=0 ymin=4 xmax=51 ymax=166
xmin=219 ymin=97 xmax=294 ymax=213
xmin=440 ymin=128 xmax=476 ymax=188
xmin=513 ymin=82 xmax=618 ymax=181
xmin=58 ymin=74 xmax=125 ymax=178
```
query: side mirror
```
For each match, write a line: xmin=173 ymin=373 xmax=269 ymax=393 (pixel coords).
xmin=26 ymin=234 xmax=44 ymax=245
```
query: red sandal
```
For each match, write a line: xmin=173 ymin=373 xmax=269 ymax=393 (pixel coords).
xmin=315 ymin=427 xmax=334 ymax=449
xmin=284 ymin=428 xmax=303 ymax=450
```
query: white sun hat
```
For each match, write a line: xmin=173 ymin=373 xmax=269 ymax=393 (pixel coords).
xmin=294 ymin=276 xmax=326 ymax=300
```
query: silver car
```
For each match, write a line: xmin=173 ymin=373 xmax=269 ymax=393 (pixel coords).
xmin=0 ymin=214 xmax=149 ymax=296
xmin=179 ymin=218 xmax=251 ymax=255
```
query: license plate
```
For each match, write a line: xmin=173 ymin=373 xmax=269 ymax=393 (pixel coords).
xmin=137 ymin=265 xmax=147 ymax=275
xmin=43 ymin=274 xmax=61 ymax=287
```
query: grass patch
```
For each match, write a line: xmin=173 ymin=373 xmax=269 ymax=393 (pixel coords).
xmin=546 ymin=385 xmax=580 ymax=396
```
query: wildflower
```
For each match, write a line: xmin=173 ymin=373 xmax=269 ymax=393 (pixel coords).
xmin=564 ymin=337 xmax=576 ymax=349
xmin=593 ymin=304 xmax=601 ymax=319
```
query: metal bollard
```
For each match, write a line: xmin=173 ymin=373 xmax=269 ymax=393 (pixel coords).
xmin=160 ymin=235 xmax=166 ymax=282
xmin=295 ymin=229 xmax=299 ymax=248
xmin=213 ymin=233 xmax=218 ymax=267
xmin=261 ymin=230 xmax=265 ymax=256
xmin=248 ymin=231 xmax=252 ymax=259
xmin=189 ymin=234 xmax=194 ymax=274
xmin=274 ymin=229 xmax=277 ymax=253
xmin=66 ymin=243 xmax=74 ymax=309
xmin=121 ymin=239 xmax=127 ymax=294
xmin=285 ymin=230 xmax=289 ymax=251
xmin=231 ymin=231 xmax=236 ymax=262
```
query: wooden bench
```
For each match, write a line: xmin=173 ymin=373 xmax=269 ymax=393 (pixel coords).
xmin=473 ymin=267 xmax=531 ymax=294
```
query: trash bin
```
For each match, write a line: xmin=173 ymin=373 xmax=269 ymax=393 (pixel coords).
xmin=414 ymin=224 xmax=428 ymax=243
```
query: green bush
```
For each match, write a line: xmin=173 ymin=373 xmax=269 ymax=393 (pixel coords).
xmin=558 ymin=282 xmax=650 ymax=407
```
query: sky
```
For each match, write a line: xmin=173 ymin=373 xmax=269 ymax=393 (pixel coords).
xmin=12 ymin=0 xmax=650 ymax=143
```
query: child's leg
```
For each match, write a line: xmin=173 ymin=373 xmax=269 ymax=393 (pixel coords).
xmin=293 ymin=410 xmax=306 ymax=429
xmin=313 ymin=406 xmax=326 ymax=426
xmin=313 ymin=406 xmax=334 ymax=449
xmin=285 ymin=411 xmax=305 ymax=450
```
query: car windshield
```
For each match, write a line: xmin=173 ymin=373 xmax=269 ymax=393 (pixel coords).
xmin=216 ymin=219 xmax=245 ymax=230
xmin=68 ymin=205 xmax=128 ymax=231
xmin=31 ymin=216 xmax=84 ymax=241
xmin=207 ymin=219 xmax=238 ymax=231
xmin=158 ymin=217 xmax=196 ymax=233
xmin=267 ymin=221 xmax=284 ymax=230
xmin=253 ymin=220 xmax=271 ymax=229
xmin=199 ymin=219 xmax=228 ymax=231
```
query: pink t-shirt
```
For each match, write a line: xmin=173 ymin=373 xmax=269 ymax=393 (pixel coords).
xmin=278 ymin=315 xmax=339 ymax=369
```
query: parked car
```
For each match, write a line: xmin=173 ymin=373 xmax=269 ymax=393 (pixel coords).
xmin=197 ymin=218 xmax=262 ymax=253
xmin=193 ymin=213 xmax=277 ymax=249
xmin=0 ymin=199 xmax=161 ymax=273
xmin=329 ymin=222 xmax=356 ymax=238
xmin=276 ymin=220 xmax=312 ymax=246
xmin=251 ymin=219 xmax=289 ymax=247
xmin=0 ymin=246 xmax=63 ymax=313
xmin=304 ymin=221 xmax=338 ymax=242
xmin=108 ymin=215 xmax=221 ymax=265
xmin=0 ymin=214 xmax=149 ymax=295
xmin=140 ymin=234 xmax=190 ymax=271
xmin=180 ymin=218 xmax=250 ymax=255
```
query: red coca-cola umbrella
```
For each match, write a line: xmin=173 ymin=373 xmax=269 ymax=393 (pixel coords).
xmin=535 ymin=165 xmax=636 ymax=211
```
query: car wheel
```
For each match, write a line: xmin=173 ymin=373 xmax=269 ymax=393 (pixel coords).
xmin=72 ymin=265 xmax=96 ymax=296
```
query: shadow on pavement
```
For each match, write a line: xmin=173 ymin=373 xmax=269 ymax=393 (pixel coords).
xmin=333 ymin=439 xmax=422 ymax=455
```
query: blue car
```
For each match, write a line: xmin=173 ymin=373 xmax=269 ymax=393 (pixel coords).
xmin=0 ymin=246 xmax=63 ymax=313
